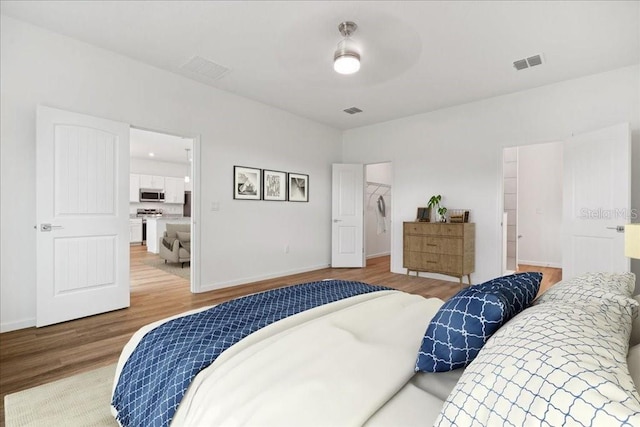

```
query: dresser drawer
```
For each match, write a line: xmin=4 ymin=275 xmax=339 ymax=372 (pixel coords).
xmin=403 ymin=222 xmax=464 ymax=237
xmin=404 ymin=235 xmax=462 ymax=255
xmin=404 ymin=252 xmax=462 ymax=273
xmin=404 ymin=222 xmax=437 ymax=235
xmin=438 ymin=224 xmax=464 ymax=237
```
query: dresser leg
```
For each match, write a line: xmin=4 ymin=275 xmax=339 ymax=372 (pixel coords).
xmin=467 ymin=274 xmax=472 ymax=286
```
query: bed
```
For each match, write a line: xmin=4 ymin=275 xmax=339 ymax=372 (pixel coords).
xmin=111 ymin=273 xmax=640 ymax=426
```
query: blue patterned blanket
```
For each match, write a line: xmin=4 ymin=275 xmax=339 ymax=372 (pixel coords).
xmin=112 ymin=280 xmax=390 ymax=427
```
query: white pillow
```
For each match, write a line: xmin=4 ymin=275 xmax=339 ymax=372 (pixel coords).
xmin=435 ymin=298 xmax=640 ymax=426
xmin=535 ymin=272 xmax=636 ymax=308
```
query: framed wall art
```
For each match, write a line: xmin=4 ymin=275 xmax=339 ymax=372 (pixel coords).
xmin=263 ymin=169 xmax=287 ymax=201
xmin=233 ymin=166 xmax=261 ymax=200
xmin=288 ymin=173 xmax=309 ymax=202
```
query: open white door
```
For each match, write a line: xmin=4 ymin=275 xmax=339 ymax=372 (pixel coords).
xmin=331 ymin=164 xmax=364 ymax=268
xmin=36 ymin=106 xmax=130 ymax=327
xmin=562 ymin=123 xmax=631 ymax=279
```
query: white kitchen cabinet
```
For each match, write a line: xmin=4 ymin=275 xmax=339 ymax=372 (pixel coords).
xmin=164 ymin=177 xmax=185 ymax=204
xmin=129 ymin=218 xmax=143 ymax=243
xmin=129 ymin=174 xmax=140 ymax=202
xmin=139 ymin=174 xmax=165 ymax=190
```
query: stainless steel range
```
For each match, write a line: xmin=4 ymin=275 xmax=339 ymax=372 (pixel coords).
xmin=136 ymin=208 xmax=163 ymax=244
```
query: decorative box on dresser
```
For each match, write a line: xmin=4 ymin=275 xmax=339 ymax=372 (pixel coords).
xmin=403 ymin=222 xmax=475 ymax=286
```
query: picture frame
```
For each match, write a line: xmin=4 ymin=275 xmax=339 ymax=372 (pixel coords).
xmin=288 ymin=173 xmax=309 ymax=202
xmin=416 ymin=207 xmax=431 ymax=222
xmin=262 ymin=169 xmax=287 ymax=201
xmin=233 ymin=166 xmax=261 ymax=200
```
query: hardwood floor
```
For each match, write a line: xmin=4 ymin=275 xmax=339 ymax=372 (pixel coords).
xmin=0 ymin=248 xmax=562 ymax=424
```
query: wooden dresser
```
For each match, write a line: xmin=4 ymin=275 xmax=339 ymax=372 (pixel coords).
xmin=403 ymin=222 xmax=475 ymax=285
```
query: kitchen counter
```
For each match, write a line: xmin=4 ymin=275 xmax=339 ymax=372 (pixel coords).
xmin=146 ymin=217 xmax=191 ymax=254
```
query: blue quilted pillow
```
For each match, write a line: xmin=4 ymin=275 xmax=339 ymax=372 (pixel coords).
xmin=472 ymin=272 xmax=542 ymax=317
xmin=415 ymin=273 xmax=542 ymax=372
xmin=415 ymin=288 xmax=507 ymax=372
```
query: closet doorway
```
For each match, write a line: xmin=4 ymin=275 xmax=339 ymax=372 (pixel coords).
xmin=501 ymin=143 xmax=563 ymax=278
xmin=365 ymin=162 xmax=392 ymax=265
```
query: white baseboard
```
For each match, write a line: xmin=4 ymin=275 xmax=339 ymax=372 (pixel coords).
xmin=197 ymin=263 xmax=331 ymax=293
xmin=1 ymin=317 xmax=36 ymax=333
xmin=518 ymin=260 xmax=562 ymax=269
xmin=366 ymin=251 xmax=390 ymax=259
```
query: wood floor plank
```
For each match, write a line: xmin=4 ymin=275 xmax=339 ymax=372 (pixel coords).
xmin=0 ymin=246 xmax=561 ymax=424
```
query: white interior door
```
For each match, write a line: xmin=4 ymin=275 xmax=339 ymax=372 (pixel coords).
xmin=331 ymin=164 xmax=364 ymax=268
xmin=562 ymin=123 xmax=631 ymax=279
xmin=36 ymin=106 xmax=130 ymax=327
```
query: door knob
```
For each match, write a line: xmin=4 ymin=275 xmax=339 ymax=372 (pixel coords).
xmin=333 ymin=219 xmax=342 ymax=223
xmin=605 ymin=226 xmax=625 ymax=233
xmin=40 ymin=223 xmax=64 ymax=232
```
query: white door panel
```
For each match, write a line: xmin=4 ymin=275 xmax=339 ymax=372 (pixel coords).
xmin=332 ymin=164 xmax=364 ymax=268
xmin=37 ymin=106 xmax=130 ymax=327
xmin=562 ymin=123 xmax=630 ymax=278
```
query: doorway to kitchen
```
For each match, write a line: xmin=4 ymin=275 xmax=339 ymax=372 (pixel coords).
xmin=129 ymin=127 xmax=196 ymax=291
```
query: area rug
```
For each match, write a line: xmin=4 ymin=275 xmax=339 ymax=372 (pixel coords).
xmin=141 ymin=257 xmax=190 ymax=280
xmin=4 ymin=364 xmax=117 ymax=427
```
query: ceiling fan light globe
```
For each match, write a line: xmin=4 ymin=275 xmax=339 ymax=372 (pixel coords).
xmin=334 ymin=55 xmax=360 ymax=74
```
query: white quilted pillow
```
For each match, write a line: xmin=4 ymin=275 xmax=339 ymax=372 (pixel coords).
xmin=535 ymin=272 xmax=636 ymax=306
xmin=436 ymin=297 xmax=640 ymax=426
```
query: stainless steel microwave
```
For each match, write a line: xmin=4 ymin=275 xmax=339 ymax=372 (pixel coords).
xmin=140 ymin=189 xmax=165 ymax=202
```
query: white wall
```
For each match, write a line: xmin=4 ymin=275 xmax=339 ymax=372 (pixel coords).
xmin=365 ymin=163 xmax=392 ymax=258
xmin=131 ymin=158 xmax=188 ymax=178
xmin=343 ymin=65 xmax=640 ymax=286
xmin=0 ymin=16 xmax=342 ymax=331
xmin=517 ymin=142 xmax=563 ymax=268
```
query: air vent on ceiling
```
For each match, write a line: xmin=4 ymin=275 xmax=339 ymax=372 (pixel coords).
xmin=513 ymin=59 xmax=529 ymax=71
xmin=343 ymin=107 xmax=363 ymax=115
xmin=181 ymin=56 xmax=229 ymax=81
xmin=526 ymin=54 xmax=543 ymax=67
xmin=513 ymin=53 xmax=544 ymax=71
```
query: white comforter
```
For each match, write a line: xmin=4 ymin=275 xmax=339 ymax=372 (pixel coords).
xmin=112 ymin=289 xmax=447 ymax=426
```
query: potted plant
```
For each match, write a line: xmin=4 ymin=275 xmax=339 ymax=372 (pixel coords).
xmin=428 ymin=194 xmax=448 ymax=222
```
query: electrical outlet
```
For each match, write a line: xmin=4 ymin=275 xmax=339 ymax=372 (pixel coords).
xmin=211 ymin=202 xmax=220 ymax=211
xmin=284 ymin=244 xmax=289 ymax=254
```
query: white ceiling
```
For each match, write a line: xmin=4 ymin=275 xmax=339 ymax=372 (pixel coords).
xmin=130 ymin=128 xmax=192 ymax=164
xmin=2 ymin=1 xmax=638 ymax=130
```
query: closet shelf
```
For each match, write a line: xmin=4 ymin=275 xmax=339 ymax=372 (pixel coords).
xmin=366 ymin=181 xmax=391 ymax=205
